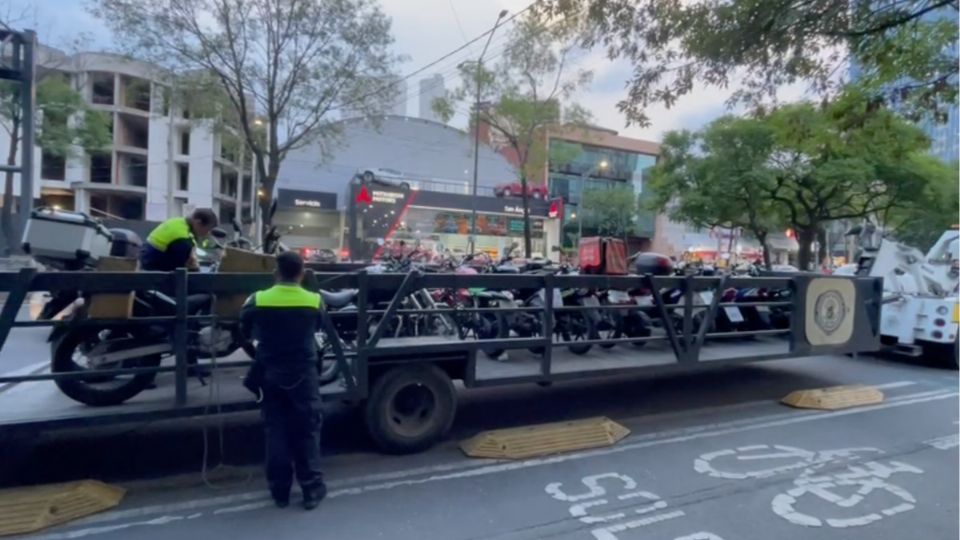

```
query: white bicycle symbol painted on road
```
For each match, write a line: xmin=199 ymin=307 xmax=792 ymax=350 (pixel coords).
xmin=694 ymin=444 xmax=923 ymax=528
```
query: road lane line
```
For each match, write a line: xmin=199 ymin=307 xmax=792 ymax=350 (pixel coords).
xmin=924 ymin=433 xmax=959 ymax=450
xmin=36 ymin=388 xmax=957 ymax=539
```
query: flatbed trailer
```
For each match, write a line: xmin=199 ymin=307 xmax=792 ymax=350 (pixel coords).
xmin=0 ymin=269 xmax=883 ymax=453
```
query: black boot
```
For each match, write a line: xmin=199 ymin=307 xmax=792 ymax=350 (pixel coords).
xmin=302 ymin=482 xmax=327 ymax=510
xmin=271 ymin=488 xmax=290 ymax=509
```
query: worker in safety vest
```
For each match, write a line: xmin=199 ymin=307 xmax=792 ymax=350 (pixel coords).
xmin=240 ymin=251 xmax=326 ymax=510
xmin=139 ymin=208 xmax=218 ymax=271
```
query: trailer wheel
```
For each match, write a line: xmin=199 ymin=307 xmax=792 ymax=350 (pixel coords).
xmin=365 ymin=365 xmax=457 ymax=454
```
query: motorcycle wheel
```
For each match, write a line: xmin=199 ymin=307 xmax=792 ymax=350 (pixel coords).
xmin=52 ymin=327 xmax=162 ymax=407
xmin=559 ymin=312 xmax=593 ymax=356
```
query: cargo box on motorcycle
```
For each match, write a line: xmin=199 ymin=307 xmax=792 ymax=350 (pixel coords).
xmin=21 ymin=208 xmax=113 ymax=269
xmin=578 ymin=237 xmax=628 ymax=275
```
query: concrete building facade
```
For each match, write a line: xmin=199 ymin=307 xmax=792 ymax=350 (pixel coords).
xmin=0 ymin=47 xmax=253 ymax=224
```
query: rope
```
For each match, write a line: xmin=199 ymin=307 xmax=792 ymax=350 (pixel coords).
xmin=200 ymin=292 xmax=252 ymax=490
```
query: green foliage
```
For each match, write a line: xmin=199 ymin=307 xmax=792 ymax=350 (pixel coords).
xmin=649 ymin=92 xmax=940 ymax=268
xmin=883 ymin=156 xmax=959 ymax=248
xmin=536 ymin=0 xmax=958 ymax=126
xmin=649 ymin=117 xmax=781 ymax=266
xmin=35 ymin=77 xmax=112 ymax=156
xmin=580 ymin=186 xmax=637 ymax=239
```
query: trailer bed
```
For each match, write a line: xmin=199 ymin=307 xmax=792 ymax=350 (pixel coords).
xmin=0 ymin=336 xmax=790 ymax=433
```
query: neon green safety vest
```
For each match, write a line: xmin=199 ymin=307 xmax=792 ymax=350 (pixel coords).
xmin=254 ymin=284 xmax=322 ymax=309
xmin=147 ymin=217 xmax=195 ymax=251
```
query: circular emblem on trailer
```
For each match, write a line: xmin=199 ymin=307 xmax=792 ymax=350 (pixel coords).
xmin=813 ymin=289 xmax=846 ymax=335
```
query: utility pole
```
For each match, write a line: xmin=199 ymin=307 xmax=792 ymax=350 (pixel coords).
xmin=467 ymin=9 xmax=508 ymax=255
xmin=0 ymin=28 xmax=37 ymax=253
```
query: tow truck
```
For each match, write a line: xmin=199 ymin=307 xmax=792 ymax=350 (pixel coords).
xmin=851 ymin=225 xmax=959 ymax=365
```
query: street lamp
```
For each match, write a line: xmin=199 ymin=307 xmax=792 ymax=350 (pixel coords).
xmin=468 ymin=9 xmax=509 ymax=255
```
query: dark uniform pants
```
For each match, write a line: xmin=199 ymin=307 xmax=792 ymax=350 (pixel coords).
xmin=261 ymin=371 xmax=323 ymax=496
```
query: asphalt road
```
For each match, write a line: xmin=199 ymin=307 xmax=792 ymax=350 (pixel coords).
xmin=3 ymin=346 xmax=957 ymax=540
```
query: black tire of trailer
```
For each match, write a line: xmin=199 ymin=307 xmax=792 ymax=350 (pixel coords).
xmin=364 ymin=364 xmax=457 ymax=454
xmin=52 ymin=328 xmax=163 ymax=407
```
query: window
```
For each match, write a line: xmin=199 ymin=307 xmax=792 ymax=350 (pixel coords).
xmin=90 ymin=72 xmax=115 ymax=105
xmin=41 ymin=152 xmax=66 ymax=180
xmin=121 ymin=76 xmax=151 ymax=111
xmin=90 ymin=153 xmax=112 ymax=183
xmin=180 ymin=131 xmax=190 ymax=155
xmin=177 ymin=164 xmax=189 ymax=191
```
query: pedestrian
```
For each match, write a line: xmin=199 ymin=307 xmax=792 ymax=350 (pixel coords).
xmin=240 ymin=251 xmax=326 ymax=510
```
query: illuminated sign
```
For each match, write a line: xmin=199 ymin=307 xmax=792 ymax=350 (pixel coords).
xmin=293 ymin=198 xmax=323 ymax=208
xmin=356 ymin=185 xmax=373 ymax=205
xmin=504 ymin=205 xmax=525 ymax=215
xmin=371 ymin=190 xmax=405 ymax=204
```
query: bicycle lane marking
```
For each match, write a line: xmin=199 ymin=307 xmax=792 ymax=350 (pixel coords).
xmin=31 ymin=389 xmax=958 ymax=540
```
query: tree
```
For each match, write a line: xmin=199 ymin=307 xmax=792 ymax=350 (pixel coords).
xmin=648 ymin=118 xmax=781 ymax=268
xmin=536 ymin=0 xmax=958 ymax=126
xmin=0 ymin=76 xmax=111 ymax=254
xmin=433 ymin=16 xmax=592 ymax=257
xmin=764 ymin=94 xmax=933 ymax=269
xmin=882 ymin=155 xmax=959 ymax=248
xmin=91 ymin=0 xmax=398 ymax=230
xmin=649 ymin=93 xmax=938 ymax=269
xmin=580 ymin=186 xmax=636 ymax=246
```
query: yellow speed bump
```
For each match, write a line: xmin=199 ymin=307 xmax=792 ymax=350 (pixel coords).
xmin=461 ymin=416 xmax=630 ymax=460
xmin=782 ymin=385 xmax=884 ymax=411
xmin=0 ymin=480 xmax=125 ymax=537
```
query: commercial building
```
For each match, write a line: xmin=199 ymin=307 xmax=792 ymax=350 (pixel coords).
xmin=276 ymin=115 xmax=560 ymax=258
xmin=0 ymin=46 xmax=254 ymax=224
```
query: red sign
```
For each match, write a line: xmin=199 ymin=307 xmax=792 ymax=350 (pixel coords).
xmin=548 ymin=198 xmax=563 ymax=219
xmin=356 ymin=185 xmax=373 ymax=205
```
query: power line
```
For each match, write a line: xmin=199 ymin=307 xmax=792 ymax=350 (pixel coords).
xmin=334 ymin=0 xmax=540 ymax=113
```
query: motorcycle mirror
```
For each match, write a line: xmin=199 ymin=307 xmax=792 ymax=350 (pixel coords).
xmin=211 ymin=227 xmax=228 ymax=240
xmin=232 ymin=218 xmax=242 ymax=233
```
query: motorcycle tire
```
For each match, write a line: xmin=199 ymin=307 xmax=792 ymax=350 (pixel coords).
xmin=52 ymin=327 xmax=162 ymax=407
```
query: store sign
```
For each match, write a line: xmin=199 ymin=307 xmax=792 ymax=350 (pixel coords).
xmin=371 ymin=190 xmax=405 ymax=204
xmin=277 ymin=188 xmax=337 ymax=210
xmin=504 ymin=205 xmax=525 ymax=215
xmin=356 ymin=185 xmax=373 ymax=204
xmin=294 ymin=198 xmax=323 ymax=208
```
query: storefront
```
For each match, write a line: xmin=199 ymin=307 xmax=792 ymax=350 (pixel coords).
xmin=273 ymin=188 xmax=342 ymax=253
xmin=347 ymin=182 xmax=559 ymax=261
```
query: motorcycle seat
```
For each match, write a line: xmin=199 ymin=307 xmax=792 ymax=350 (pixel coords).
xmin=320 ymin=289 xmax=358 ymax=308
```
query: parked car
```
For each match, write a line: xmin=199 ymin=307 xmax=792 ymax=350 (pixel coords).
xmin=493 ymin=182 xmax=548 ymax=200
xmin=358 ymin=167 xmax=415 ymax=190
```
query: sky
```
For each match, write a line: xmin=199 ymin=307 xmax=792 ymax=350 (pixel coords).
xmin=5 ymin=0 xmax=783 ymax=143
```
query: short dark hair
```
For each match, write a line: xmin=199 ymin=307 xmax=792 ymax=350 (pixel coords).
xmin=191 ymin=208 xmax=218 ymax=228
xmin=275 ymin=251 xmax=304 ymax=281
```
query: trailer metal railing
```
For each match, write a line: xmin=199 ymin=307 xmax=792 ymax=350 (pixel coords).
xmin=0 ymin=268 xmax=883 ymax=429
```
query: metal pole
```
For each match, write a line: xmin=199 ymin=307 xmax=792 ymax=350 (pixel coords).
xmin=18 ymin=30 xmax=36 ymax=232
xmin=468 ymin=11 xmax=507 ymax=255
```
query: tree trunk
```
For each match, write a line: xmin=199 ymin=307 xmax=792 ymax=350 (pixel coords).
xmin=756 ymin=231 xmax=772 ymax=269
xmin=519 ymin=174 xmax=532 ymax=258
xmin=817 ymin=227 xmax=828 ymax=267
xmin=1 ymin=124 xmax=20 ymax=256
xmin=796 ymin=226 xmax=817 ymax=271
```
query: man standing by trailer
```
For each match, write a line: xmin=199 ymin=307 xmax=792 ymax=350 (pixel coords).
xmin=240 ymin=251 xmax=326 ymax=510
